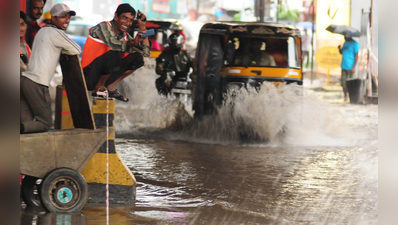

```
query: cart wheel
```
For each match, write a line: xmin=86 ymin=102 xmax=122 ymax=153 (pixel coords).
xmin=21 ymin=176 xmax=42 ymax=207
xmin=39 ymin=168 xmax=88 ymax=213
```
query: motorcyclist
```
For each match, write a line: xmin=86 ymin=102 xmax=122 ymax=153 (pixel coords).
xmin=155 ymin=32 xmax=193 ymax=95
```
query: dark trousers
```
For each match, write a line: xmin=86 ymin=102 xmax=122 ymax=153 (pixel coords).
xmin=20 ymin=76 xmax=52 ymax=133
xmin=83 ymin=51 xmax=144 ymax=91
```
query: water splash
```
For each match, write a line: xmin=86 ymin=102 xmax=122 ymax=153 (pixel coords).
xmin=175 ymin=83 xmax=352 ymax=145
xmin=113 ymin=60 xmax=353 ymax=146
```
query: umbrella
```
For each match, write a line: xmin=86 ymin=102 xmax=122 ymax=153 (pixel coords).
xmin=326 ymin=24 xmax=360 ymax=37
xmin=295 ymin=21 xmax=315 ymax=30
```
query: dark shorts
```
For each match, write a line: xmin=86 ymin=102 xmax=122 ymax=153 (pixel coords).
xmin=341 ymin=69 xmax=353 ymax=88
xmin=83 ymin=50 xmax=144 ymax=91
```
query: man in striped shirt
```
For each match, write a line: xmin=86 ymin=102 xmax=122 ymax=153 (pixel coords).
xmin=81 ymin=4 xmax=151 ymax=102
xmin=20 ymin=3 xmax=81 ymax=134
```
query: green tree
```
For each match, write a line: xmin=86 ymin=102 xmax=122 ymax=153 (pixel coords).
xmin=278 ymin=2 xmax=300 ymax=22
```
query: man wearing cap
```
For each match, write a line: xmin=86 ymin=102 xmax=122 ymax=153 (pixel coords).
xmin=27 ymin=0 xmax=46 ymax=47
xmin=20 ymin=4 xmax=81 ymax=134
xmin=81 ymin=3 xmax=151 ymax=102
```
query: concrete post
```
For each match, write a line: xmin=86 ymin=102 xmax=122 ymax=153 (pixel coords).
xmin=80 ymin=97 xmax=137 ymax=204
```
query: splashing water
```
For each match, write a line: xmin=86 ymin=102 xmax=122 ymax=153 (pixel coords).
xmin=113 ymin=60 xmax=353 ymax=146
xmin=176 ymin=83 xmax=353 ymax=145
xmin=113 ymin=59 xmax=194 ymax=132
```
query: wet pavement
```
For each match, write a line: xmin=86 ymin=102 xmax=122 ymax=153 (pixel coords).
xmin=21 ymin=74 xmax=378 ymax=224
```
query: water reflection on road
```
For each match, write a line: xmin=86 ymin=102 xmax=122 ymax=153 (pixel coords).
xmin=20 ymin=79 xmax=378 ymax=224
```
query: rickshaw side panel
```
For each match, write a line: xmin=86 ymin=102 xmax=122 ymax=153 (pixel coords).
xmin=194 ymin=34 xmax=224 ymax=116
xmin=221 ymin=67 xmax=302 ymax=80
xmin=20 ymin=128 xmax=109 ymax=178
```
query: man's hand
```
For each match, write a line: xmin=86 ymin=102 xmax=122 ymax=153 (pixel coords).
xmin=134 ymin=30 xmax=148 ymax=44
xmin=351 ymin=67 xmax=355 ymax=74
xmin=337 ymin=45 xmax=342 ymax=54
xmin=137 ymin=10 xmax=147 ymax=30
xmin=127 ymin=40 xmax=135 ymax=47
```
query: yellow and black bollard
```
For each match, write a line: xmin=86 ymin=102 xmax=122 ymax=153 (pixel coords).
xmin=55 ymin=88 xmax=136 ymax=204
xmin=80 ymin=97 xmax=136 ymax=204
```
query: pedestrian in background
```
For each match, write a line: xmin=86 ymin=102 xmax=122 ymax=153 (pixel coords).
xmin=338 ymin=36 xmax=359 ymax=102
xmin=27 ymin=0 xmax=45 ymax=47
xmin=38 ymin=11 xmax=52 ymax=28
xmin=301 ymin=29 xmax=311 ymax=68
xmin=20 ymin=11 xmax=31 ymax=73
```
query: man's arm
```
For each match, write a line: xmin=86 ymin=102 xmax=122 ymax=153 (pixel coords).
xmin=155 ymin=52 xmax=167 ymax=75
xmin=187 ymin=51 xmax=195 ymax=72
xmin=351 ymin=52 xmax=359 ymax=74
xmin=338 ymin=45 xmax=342 ymax=54
xmin=129 ymin=11 xmax=151 ymax=57
xmin=53 ymin=29 xmax=81 ymax=55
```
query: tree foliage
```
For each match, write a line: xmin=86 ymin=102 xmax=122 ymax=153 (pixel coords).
xmin=278 ymin=2 xmax=300 ymax=22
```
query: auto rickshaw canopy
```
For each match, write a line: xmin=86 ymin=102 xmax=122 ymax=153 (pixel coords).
xmin=198 ymin=22 xmax=301 ymax=37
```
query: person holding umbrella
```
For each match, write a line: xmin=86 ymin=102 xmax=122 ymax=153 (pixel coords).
xmin=326 ymin=24 xmax=360 ymax=102
xmin=338 ymin=36 xmax=359 ymax=102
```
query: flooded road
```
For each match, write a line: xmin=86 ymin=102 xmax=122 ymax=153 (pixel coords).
xmin=21 ymin=70 xmax=378 ymax=224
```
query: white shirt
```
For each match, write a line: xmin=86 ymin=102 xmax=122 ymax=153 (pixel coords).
xmin=22 ymin=24 xmax=81 ymax=86
xmin=302 ymin=33 xmax=311 ymax=51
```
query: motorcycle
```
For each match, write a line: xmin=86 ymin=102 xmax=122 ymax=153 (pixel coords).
xmin=155 ymin=70 xmax=192 ymax=99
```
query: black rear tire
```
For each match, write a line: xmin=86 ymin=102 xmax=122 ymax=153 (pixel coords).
xmin=21 ymin=176 xmax=41 ymax=207
xmin=39 ymin=168 xmax=88 ymax=213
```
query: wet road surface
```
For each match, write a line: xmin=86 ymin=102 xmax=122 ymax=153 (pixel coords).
xmin=21 ymin=78 xmax=378 ymax=224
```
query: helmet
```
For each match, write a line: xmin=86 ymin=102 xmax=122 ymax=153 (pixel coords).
xmin=168 ymin=33 xmax=184 ymax=52
xmin=43 ymin=11 xmax=51 ymax=20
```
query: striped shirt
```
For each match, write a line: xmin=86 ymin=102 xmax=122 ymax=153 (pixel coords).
xmin=22 ymin=24 xmax=81 ymax=87
xmin=90 ymin=20 xmax=150 ymax=57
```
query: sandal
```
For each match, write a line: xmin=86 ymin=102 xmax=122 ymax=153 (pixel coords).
xmin=108 ymin=89 xmax=129 ymax=102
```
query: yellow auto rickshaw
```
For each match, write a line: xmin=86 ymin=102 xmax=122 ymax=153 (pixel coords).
xmin=192 ymin=22 xmax=303 ymax=118
xmin=129 ymin=20 xmax=184 ymax=58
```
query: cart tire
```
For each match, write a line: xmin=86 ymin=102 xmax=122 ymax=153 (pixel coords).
xmin=39 ymin=168 xmax=88 ymax=213
xmin=21 ymin=176 xmax=41 ymax=207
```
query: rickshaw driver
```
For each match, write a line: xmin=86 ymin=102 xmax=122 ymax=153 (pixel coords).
xmin=234 ymin=39 xmax=276 ymax=66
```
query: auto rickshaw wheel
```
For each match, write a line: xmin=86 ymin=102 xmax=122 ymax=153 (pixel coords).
xmin=39 ymin=168 xmax=88 ymax=213
xmin=21 ymin=175 xmax=42 ymax=207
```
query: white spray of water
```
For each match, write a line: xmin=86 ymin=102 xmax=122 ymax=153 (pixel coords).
xmin=113 ymin=58 xmax=193 ymax=131
xmin=176 ymin=83 xmax=353 ymax=146
xmin=113 ymin=59 xmax=354 ymax=146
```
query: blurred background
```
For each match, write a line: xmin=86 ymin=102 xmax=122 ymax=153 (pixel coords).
xmin=28 ymin=0 xmax=377 ymax=86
